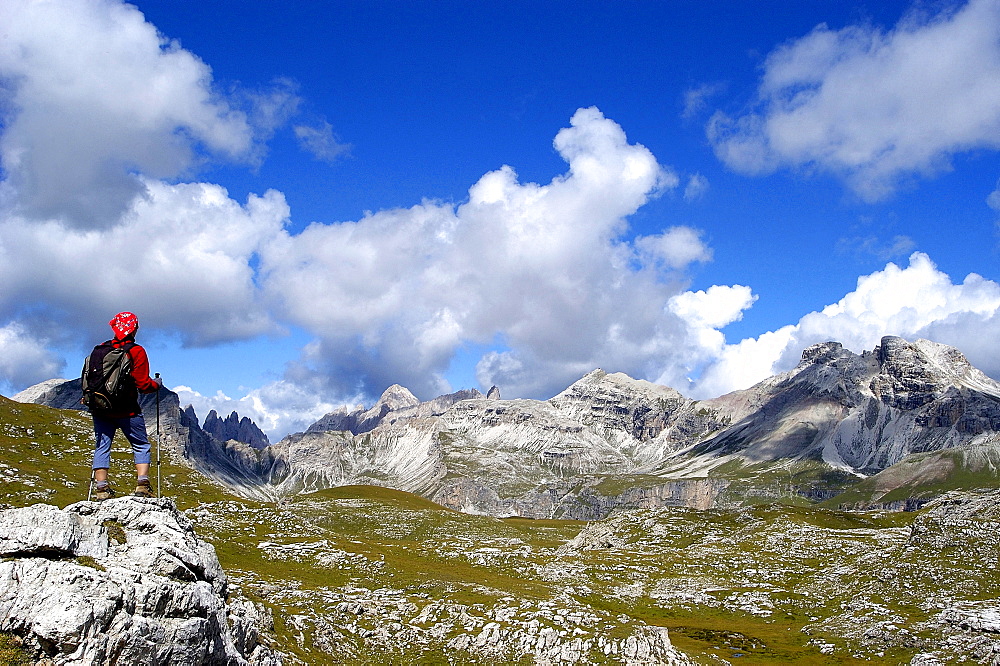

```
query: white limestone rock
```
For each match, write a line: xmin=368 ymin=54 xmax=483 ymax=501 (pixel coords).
xmin=0 ymin=498 xmax=281 ymax=666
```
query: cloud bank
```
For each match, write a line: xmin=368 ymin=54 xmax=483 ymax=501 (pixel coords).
xmin=260 ymin=106 xmax=714 ymax=401
xmin=708 ymin=0 xmax=1000 ymax=201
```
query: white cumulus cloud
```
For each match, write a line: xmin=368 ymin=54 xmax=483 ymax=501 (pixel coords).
xmin=0 ymin=180 xmax=289 ymax=347
xmin=708 ymin=0 xmax=1000 ymax=201
xmin=635 ymin=227 xmax=713 ymax=270
xmin=0 ymin=0 xmax=273 ymax=227
xmin=0 ymin=322 xmax=63 ymax=393
xmin=261 ymin=107 xmax=718 ymax=400
xmin=294 ymin=120 xmax=350 ymax=162
xmin=683 ymin=173 xmax=710 ymax=201
xmin=987 ymin=178 xmax=1000 ymax=211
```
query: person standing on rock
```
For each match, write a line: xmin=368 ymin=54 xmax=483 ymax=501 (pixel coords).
xmin=82 ymin=312 xmax=162 ymax=499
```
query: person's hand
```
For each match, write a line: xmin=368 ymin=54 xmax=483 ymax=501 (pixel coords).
xmin=154 ymin=375 xmax=163 ymax=388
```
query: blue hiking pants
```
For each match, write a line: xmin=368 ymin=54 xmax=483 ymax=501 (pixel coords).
xmin=92 ymin=415 xmax=151 ymax=469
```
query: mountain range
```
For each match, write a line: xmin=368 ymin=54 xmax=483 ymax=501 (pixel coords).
xmin=13 ymin=335 xmax=1000 ymax=517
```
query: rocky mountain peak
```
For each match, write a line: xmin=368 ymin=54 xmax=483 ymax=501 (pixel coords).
xmin=875 ymin=336 xmax=980 ymax=380
xmin=375 ymin=384 xmax=420 ymax=412
xmin=798 ymin=341 xmax=850 ymax=366
xmin=869 ymin=336 xmax=1000 ymax=408
xmin=874 ymin=335 xmax=942 ymax=383
xmin=306 ymin=385 xmax=482 ymax=437
xmin=575 ymin=368 xmax=608 ymax=384
xmin=554 ymin=368 xmax=684 ymax=404
xmin=10 ymin=378 xmax=70 ymax=404
xmin=204 ymin=409 xmax=270 ymax=449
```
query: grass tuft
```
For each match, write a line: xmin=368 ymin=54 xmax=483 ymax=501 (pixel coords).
xmin=74 ymin=555 xmax=105 ymax=571
xmin=0 ymin=633 xmax=32 ymax=666
xmin=102 ymin=519 xmax=127 ymax=544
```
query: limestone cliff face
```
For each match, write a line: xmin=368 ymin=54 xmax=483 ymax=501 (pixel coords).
xmin=261 ymin=419 xmax=447 ymax=497
xmin=0 ymin=498 xmax=279 ymax=665
xmin=548 ymin=369 xmax=729 ymax=465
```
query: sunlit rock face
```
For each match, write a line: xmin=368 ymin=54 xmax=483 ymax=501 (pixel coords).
xmin=685 ymin=337 xmax=1000 ymax=474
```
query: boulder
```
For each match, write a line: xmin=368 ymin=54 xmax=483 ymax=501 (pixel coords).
xmin=0 ymin=498 xmax=280 ymax=665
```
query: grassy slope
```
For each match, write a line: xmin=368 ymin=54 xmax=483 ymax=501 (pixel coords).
xmin=4 ymin=396 xmax=1000 ymax=664
xmin=823 ymin=446 xmax=1000 ymax=508
xmin=0 ymin=396 xmax=234 ymax=507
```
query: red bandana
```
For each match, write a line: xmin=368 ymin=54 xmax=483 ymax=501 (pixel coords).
xmin=109 ymin=312 xmax=138 ymax=340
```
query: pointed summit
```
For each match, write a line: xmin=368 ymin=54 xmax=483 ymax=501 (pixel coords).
xmin=374 ymin=385 xmax=420 ymax=412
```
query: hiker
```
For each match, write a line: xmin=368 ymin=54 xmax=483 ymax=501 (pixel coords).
xmin=83 ymin=312 xmax=162 ymax=499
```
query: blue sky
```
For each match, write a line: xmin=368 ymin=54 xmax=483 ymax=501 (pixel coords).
xmin=2 ymin=0 xmax=1000 ymax=440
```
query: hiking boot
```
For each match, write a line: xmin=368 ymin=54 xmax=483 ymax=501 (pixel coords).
xmin=94 ymin=485 xmax=115 ymax=501
xmin=133 ymin=479 xmax=155 ymax=498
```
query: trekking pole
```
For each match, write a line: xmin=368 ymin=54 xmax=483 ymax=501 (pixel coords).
xmin=155 ymin=373 xmax=161 ymax=498
xmin=87 ymin=473 xmax=94 ymax=502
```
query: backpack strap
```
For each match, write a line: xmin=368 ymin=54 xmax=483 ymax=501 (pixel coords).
xmin=119 ymin=341 xmax=136 ymax=373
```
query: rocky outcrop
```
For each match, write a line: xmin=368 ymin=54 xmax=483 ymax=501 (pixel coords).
xmin=0 ymin=498 xmax=280 ymax=665
xmin=203 ymin=411 xmax=270 ymax=449
xmin=543 ymin=489 xmax=1000 ymax=664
